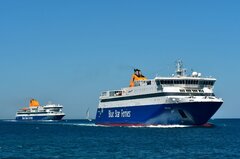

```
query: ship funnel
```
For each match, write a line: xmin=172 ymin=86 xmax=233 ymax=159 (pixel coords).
xmin=129 ymin=69 xmax=147 ymax=87
xmin=29 ymin=99 xmax=40 ymax=107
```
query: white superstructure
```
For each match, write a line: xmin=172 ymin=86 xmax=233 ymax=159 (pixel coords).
xmin=99 ymin=61 xmax=222 ymax=108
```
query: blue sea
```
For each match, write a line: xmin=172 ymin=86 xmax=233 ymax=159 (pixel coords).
xmin=0 ymin=119 xmax=239 ymax=159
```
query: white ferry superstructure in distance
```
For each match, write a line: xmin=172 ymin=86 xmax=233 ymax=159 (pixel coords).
xmin=16 ymin=99 xmax=65 ymax=120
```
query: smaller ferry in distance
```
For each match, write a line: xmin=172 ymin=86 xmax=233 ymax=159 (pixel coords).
xmin=16 ymin=99 xmax=65 ymax=120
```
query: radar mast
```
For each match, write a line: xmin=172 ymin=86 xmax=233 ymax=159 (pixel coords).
xmin=176 ymin=60 xmax=185 ymax=77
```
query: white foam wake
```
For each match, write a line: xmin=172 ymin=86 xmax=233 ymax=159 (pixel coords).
xmin=1 ymin=120 xmax=192 ymax=128
xmin=73 ymin=123 xmax=102 ymax=127
xmin=70 ymin=123 xmax=190 ymax=128
xmin=145 ymin=125 xmax=191 ymax=128
xmin=2 ymin=119 xmax=17 ymax=122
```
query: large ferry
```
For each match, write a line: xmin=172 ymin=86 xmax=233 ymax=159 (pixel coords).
xmin=95 ymin=61 xmax=223 ymax=126
xmin=16 ymin=99 xmax=65 ymax=120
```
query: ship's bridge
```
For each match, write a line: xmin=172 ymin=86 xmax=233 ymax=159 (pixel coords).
xmin=154 ymin=77 xmax=216 ymax=89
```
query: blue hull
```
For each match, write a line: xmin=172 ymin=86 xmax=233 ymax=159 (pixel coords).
xmin=16 ymin=115 xmax=65 ymax=121
xmin=95 ymin=102 xmax=223 ymax=126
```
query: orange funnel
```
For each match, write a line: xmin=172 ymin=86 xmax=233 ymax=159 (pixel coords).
xmin=29 ymin=99 xmax=40 ymax=107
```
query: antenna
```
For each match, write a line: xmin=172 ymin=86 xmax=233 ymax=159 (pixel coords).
xmin=175 ymin=60 xmax=185 ymax=76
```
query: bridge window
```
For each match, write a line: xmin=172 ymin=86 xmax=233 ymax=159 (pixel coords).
xmin=202 ymin=80 xmax=215 ymax=86
xmin=160 ymin=79 xmax=204 ymax=85
xmin=210 ymin=81 xmax=214 ymax=85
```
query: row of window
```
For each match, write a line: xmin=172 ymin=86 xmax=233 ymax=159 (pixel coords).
xmin=156 ymin=80 xmax=214 ymax=86
xmin=180 ymin=89 xmax=204 ymax=93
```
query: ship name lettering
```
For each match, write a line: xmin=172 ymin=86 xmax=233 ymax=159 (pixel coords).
xmin=108 ymin=110 xmax=114 ymax=118
xmin=115 ymin=110 xmax=120 ymax=117
xmin=121 ymin=110 xmax=131 ymax=118
xmin=108 ymin=110 xmax=131 ymax=118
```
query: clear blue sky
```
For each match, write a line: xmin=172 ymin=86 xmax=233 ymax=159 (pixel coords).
xmin=0 ymin=0 xmax=239 ymax=119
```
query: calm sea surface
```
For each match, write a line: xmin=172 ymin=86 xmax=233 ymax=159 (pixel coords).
xmin=0 ymin=119 xmax=239 ymax=159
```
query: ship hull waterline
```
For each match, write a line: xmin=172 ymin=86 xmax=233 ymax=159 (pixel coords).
xmin=95 ymin=101 xmax=223 ymax=126
xmin=16 ymin=114 xmax=65 ymax=121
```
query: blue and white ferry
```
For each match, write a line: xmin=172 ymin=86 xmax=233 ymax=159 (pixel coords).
xmin=95 ymin=61 xmax=223 ymax=126
xmin=16 ymin=99 xmax=65 ymax=120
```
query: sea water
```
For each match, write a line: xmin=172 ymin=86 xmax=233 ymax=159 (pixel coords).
xmin=0 ymin=119 xmax=239 ymax=159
